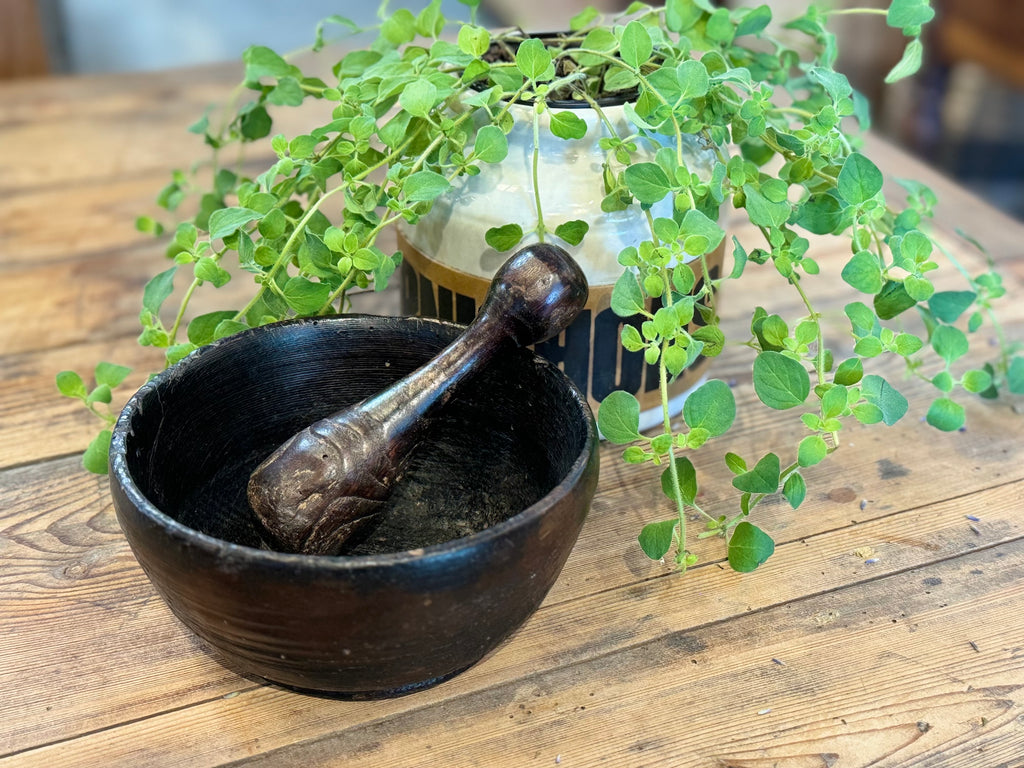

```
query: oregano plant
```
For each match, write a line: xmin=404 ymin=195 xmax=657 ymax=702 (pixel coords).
xmin=59 ymin=0 xmax=1022 ymax=574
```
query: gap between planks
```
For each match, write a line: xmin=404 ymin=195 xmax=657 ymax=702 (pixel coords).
xmin=3 ymin=475 xmax=1021 ymax=767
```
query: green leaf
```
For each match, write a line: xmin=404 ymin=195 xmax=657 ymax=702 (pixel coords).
xmin=852 ymin=402 xmax=884 ymax=424
xmin=837 ymin=152 xmax=883 ymax=205
xmin=861 ymin=374 xmax=908 ymax=425
xmin=194 ymin=257 xmax=231 ymax=288
xmin=84 ymin=383 xmax=111 ymax=405
xmin=56 ymin=370 xmax=88 ymax=399
xmin=598 ymin=390 xmax=642 ymax=444
xmin=381 ymin=8 xmax=417 ymax=45
xmin=611 ymin=271 xmax=645 ymax=317
xmin=753 ymin=351 xmax=811 ymax=410
xmin=841 ymin=250 xmax=884 ymax=294
xmin=663 ymin=344 xmax=686 ymax=376
xmin=624 ymin=163 xmax=672 ymax=205
xmin=904 ymin=274 xmax=934 ymax=302
xmin=620 ymin=20 xmax=653 ymax=69
xmin=1008 ymin=356 xmax=1024 ymax=394
xmin=932 ymin=371 xmax=954 ymax=393
xmin=680 ymin=209 xmax=725 ymax=252
xmin=288 ymin=134 xmax=319 ymax=159
xmin=142 ymin=266 xmax=177 ymax=316
xmin=735 ymin=4 xmax=772 ymax=36
xmin=282 ymin=276 xmax=330 ymax=314
xmin=728 ymin=521 xmax=775 ymax=572
xmin=725 ymin=452 xmax=747 ymax=474
xmin=845 ymin=302 xmax=877 ymax=335
xmin=516 ymin=38 xmax=551 ymax=80
xmin=639 ymin=519 xmax=678 ymax=561
xmin=783 ymin=471 xmax=807 ymax=509
xmin=874 ymin=280 xmax=917 ymax=320
xmin=931 ymin=324 xmax=969 ymax=364
xmin=416 ymin=0 xmax=444 ymax=37
xmin=962 ymin=369 xmax=993 ymax=394
xmin=683 ymin=379 xmax=736 ymax=437
xmin=732 ymin=452 xmax=781 ymax=494
xmin=213 ymin=319 xmax=249 ymax=341
xmin=243 ymin=45 xmax=295 ymax=81
xmin=665 ymin=0 xmax=703 ymax=32
xmin=472 ymin=125 xmax=508 ymax=163
xmin=208 ymin=207 xmax=263 ymax=240
xmin=926 ymin=397 xmax=965 ymax=432
xmin=661 ymin=456 xmax=698 ymax=505
xmin=821 ymin=384 xmax=848 ymax=419
xmin=554 ymin=220 xmax=589 ymax=246
xmin=239 ymin=105 xmax=272 ymax=140
xmin=164 ymin=343 xmax=196 ymax=367
xmin=484 ymin=223 xmax=523 ymax=252
xmin=267 ymin=76 xmax=305 ymax=106
xmin=887 ymin=0 xmax=935 ymax=31
xmin=706 ymin=7 xmax=735 ymax=43
xmin=399 ymin=79 xmax=438 ymax=118
xmin=675 ymin=59 xmax=710 ymax=101
xmin=834 ymin=357 xmax=864 ymax=386
xmin=404 ymin=170 xmax=451 ymax=202
xmin=187 ymin=311 xmax=238 ymax=346
xmin=886 ymin=38 xmax=924 ymax=83
xmin=854 ymin=335 xmax=883 ymax=357
xmin=135 ymin=215 xmax=164 ymax=236
xmin=929 ymin=290 xmax=976 ymax=323
xmin=742 ymin=183 xmax=791 ymax=229
xmin=352 ymin=247 xmax=380 ymax=271
xmin=549 ymin=110 xmax=588 ymax=140
xmin=83 ymin=429 xmax=112 ymax=474
xmin=796 ymin=192 xmax=844 ymax=235
xmin=808 ymin=66 xmax=853 ymax=104
xmin=894 ymin=333 xmax=924 ymax=356
xmin=94 ymin=362 xmax=132 ymax=389
xmin=798 ymin=435 xmax=828 ymax=467
xmin=458 ymin=24 xmax=490 ymax=57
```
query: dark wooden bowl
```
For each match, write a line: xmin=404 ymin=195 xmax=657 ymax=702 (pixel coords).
xmin=109 ymin=315 xmax=599 ymax=697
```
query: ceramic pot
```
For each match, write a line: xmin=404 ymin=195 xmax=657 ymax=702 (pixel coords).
xmin=109 ymin=316 xmax=598 ymax=697
xmin=398 ymin=97 xmax=724 ymax=430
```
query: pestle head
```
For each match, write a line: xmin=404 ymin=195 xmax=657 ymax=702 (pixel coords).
xmin=248 ymin=243 xmax=588 ymax=555
xmin=478 ymin=243 xmax=589 ymax=347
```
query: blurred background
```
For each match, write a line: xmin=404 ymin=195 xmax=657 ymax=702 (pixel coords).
xmin=3 ymin=0 xmax=1022 ymax=219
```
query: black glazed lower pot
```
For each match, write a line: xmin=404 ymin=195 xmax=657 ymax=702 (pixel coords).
xmin=109 ymin=315 xmax=598 ymax=697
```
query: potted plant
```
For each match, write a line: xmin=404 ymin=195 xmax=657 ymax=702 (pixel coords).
xmin=58 ymin=0 xmax=1022 ymax=574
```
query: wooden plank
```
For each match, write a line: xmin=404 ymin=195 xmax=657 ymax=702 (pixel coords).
xmin=866 ymin=135 xmax=1024 ymax=279
xmin=233 ymin=541 xmax=1024 ymax=768
xmin=0 ymin=285 xmax=400 ymax=470
xmin=2 ymin=451 xmax=1021 ymax=763
xmin=0 ymin=63 xmax=334 ymax=192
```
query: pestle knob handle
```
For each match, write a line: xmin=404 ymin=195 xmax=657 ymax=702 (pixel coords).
xmin=247 ymin=243 xmax=588 ymax=555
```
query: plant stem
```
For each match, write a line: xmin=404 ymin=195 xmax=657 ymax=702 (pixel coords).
xmin=532 ymin=102 xmax=547 ymax=242
xmin=826 ymin=7 xmax=888 ymax=17
xmin=789 ymin=273 xmax=825 ymax=386
xmin=168 ymin=277 xmax=202 ymax=344
xmin=658 ymin=340 xmax=689 ymax=564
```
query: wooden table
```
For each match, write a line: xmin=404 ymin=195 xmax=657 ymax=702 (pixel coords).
xmin=2 ymin=62 xmax=1024 ymax=767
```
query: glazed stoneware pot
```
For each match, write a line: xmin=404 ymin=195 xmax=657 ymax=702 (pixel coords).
xmin=109 ymin=315 xmax=599 ymax=697
xmin=398 ymin=89 xmax=724 ymax=429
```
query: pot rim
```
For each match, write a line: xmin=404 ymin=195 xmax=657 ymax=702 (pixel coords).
xmin=481 ymin=30 xmax=640 ymax=109
xmin=110 ymin=314 xmax=598 ymax=573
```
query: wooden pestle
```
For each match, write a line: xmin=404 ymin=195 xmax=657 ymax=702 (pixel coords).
xmin=247 ymin=243 xmax=589 ymax=555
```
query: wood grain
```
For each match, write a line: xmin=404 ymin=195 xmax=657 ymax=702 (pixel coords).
xmin=3 ymin=59 xmax=1024 ymax=768
xmin=4 ymin=474 xmax=1021 ymax=765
